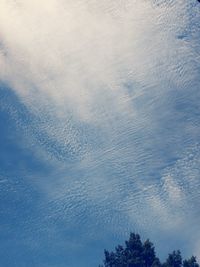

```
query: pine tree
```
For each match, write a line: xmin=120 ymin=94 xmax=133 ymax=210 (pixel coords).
xmin=142 ymin=239 xmax=156 ymax=267
xmin=183 ymin=256 xmax=199 ymax=267
xmin=99 ymin=233 xmax=199 ymax=267
xmin=163 ymin=250 xmax=182 ymax=267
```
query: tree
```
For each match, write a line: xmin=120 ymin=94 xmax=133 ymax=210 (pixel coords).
xmin=99 ymin=232 xmax=199 ymax=267
xmin=104 ymin=250 xmax=116 ymax=267
xmin=125 ymin=233 xmax=145 ymax=267
xmin=151 ymin=258 xmax=162 ymax=267
xmin=163 ymin=250 xmax=182 ymax=267
xmin=183 ymin=256 xmax=199 ymax=267
xmin=100 ymin=233 xmax=157 ymax=267
xmin=142 ymin=239 xmax=156 ymax=267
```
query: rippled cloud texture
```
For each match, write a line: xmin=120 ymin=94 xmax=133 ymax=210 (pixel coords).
xmin=0 ymin=0 xmax=200 ymax=266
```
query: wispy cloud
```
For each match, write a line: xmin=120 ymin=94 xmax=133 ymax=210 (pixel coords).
xmin=0 ymin=0 xmax=200 ymax=265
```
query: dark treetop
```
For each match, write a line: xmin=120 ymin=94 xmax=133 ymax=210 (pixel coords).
xmin=99 ymin=233 xmax=199 ymax=267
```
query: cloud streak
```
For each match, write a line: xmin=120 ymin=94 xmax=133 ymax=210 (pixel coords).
xmin=0 ymin=0 xmax=200 ymax=266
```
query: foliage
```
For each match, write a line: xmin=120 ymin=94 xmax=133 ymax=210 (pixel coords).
xmin=99 ymin=233 xmax=199 ymax=267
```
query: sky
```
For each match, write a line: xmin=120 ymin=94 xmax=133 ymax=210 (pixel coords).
xmin=0 ymin=0 xmax=200 ymax=266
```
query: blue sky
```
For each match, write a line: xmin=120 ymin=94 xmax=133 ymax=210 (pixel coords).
xmin=0 ymin=1 xmax=200 ymax=266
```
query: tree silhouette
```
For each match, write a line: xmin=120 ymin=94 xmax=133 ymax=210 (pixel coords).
xmin=163 ymin=250 xmax=182 ymax=267
xmin=183 ymin=256 xmax=199 ymax=267
xmin=99 ymin=233 xmax=199 ymax=267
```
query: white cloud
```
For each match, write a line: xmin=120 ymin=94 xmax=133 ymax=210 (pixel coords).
xmin=0 ymin=0 xmax=200 ymax=262
xmin=0 ymin=1 xmax=199 ymax=164
xmin=0 ymin=2 xmax=198 ymax=164
xmin=0 ymin=0 xmax=198 ymax=121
